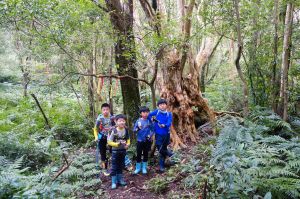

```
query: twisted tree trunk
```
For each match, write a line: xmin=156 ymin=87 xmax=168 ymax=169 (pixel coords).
xmin=141 ymin=0 xmax=215 ymax=149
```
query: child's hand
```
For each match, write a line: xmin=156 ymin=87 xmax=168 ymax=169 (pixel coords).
xmin=124 ymin=144 xmax=129 ymax=150
xmin=138 ymin=121 xmax=142 ymax=128
xmin=159 ymin=124 xmax=165 ymax=128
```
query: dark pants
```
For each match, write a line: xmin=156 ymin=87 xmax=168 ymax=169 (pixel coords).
xmin=136 ymin=141 xmax=151 ymax=163
xmin=98 ymin=135 xmax=107 ymax=161
xmin=111 ymin=150 xmax=126 ymax=176
xmin=155 ymin=134 xmax=170 ymax=159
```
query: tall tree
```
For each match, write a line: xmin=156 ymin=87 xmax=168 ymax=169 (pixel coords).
xmin=279 ymin=2 xmax=293 ymax=121
xmin=271 ymin=0 xmax=280 ymax=112
xmin=139 ymin=0 xmax=215 ymax=149
xmin=102 ymin=0 xmax=141 ymax=123
xmin=233 ymin=0 xmax=249 ymax=116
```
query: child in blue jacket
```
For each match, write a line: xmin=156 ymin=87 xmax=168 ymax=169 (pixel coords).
xmin=133 ymin=106 xmax=153 ymax=174
xmin=148 ymin=99 xmax=172 ymax=173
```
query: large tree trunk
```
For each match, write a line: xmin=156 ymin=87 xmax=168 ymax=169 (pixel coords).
xmin=160 ymin=49 xmax=214 ymax=149
xmin=105 ymin=0 xmax=141 ymax=124
xmin=279 ymin=3 xmax=293 ymax=121
xmin=159 ymin=0 xmax=214 ymax=149
xmin=138 ymin=0 xmax=215 ymax=149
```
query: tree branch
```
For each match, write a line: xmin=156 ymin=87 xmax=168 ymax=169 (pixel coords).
xmin=30 ymin=94 xmax=51 ymax=129
xmin=42 ymin=72 xmax=151 ymax=87
xmin=180 ymin=0 xmax=196 ymax=70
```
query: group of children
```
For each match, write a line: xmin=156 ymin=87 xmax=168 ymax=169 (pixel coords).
xmin=94 ymin=99 xmax=173 ymax=189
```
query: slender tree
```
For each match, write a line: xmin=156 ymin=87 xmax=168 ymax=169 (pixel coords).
xmin=279 ymin=2 xmax=293 ymax=121
xmin=233 ymin=0 xmax=249 ymax=116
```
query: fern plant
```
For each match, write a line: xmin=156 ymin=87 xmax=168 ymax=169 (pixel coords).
xmin=207 ymin=115 xmax=300 ymax=199
xmin=0 ymin=152 xmax=105 ymax=198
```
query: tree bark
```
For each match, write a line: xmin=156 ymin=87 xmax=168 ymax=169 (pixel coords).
xmin=271 ymin=0 xmax=279 ymax=112
xmin=104 ymin=0 xmax=141 ymax=124
xmin=138 ymin=0 xmax=215 ymax=149
xmin=159 ymin=0 xmax=214 ymax=149
xmin=233 ymin=0 xmax=249 ymax=117
xmin=88 ymin=58 xmax=96 ymax=119
xmin=198 ymin=36 xmax=223 ymax=92
xmin=31 ymin=94 xmax=51 ymax=129
xmin=279 ymin=3 xmax=293 ymax=121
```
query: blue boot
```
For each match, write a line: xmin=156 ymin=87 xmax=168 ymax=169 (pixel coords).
xmin=159 ymin=158 xmax=165 ymax=173
xmin=142 ymin=162 xmax=148 ymax=174
xmin=111 ymin=176 xmax=117 ymax=189
xmin=117 ymin=174 xmax=127 ymax=186
xmin=134 ymin=162 xmax=141 ymax=174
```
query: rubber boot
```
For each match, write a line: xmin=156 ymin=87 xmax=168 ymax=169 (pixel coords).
xmin=158 ymin=158 xmax=165 ymax=173
xmin=116 ymin=174 xmax=127 ymax=186
xmin=134 ymin=162 xmax=141 ymax=174
xmin=111 ymin=176 xmax=117 ymax=189
xmin=142 ymin=162 xmax=148 ymax=174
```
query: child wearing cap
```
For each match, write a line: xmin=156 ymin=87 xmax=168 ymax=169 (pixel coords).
xmin=133 ymin=106 xmax=153 ymax=174
xmin=148 ymin=99 xmax=173 ymax=173
xmin=107 ymin=114 xmax=130 ymax=189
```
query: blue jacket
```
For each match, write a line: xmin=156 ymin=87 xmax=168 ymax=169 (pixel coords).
xmin=148 ymin=109 xmax=172 ymax=136
xmin=133 ymin=118 xmax=153 ymax=142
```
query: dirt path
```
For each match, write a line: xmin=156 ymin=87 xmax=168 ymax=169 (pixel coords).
xmin=100 ymin=166 xmax=164 ymax=199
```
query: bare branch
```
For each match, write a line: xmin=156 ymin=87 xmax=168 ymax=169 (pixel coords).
xmin=41 ymin=72 xmax=151 ymax=87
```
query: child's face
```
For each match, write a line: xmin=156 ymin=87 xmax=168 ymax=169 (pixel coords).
xmin=116 ymin=118 xmax=126 ymax=128
xmin=141 ymin=111 xmax=149 ymax=118
xmin=158 ymin=103 xmax=167 ymax=111
xmin=101 ymin=107 xmax=110 ymax=116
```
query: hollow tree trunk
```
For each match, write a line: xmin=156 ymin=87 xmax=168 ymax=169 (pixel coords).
xmin=160 ymin=50 xmax=214 ymax=149
xmin=139 ymin=0 xmax=215 ymax=149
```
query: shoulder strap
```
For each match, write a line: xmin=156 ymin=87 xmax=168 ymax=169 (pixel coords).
xmin=156 ymin=110 xmax=169 ymax=118
xmin=125 ymin=128 xmax=129 ymax=139
xmin=156 ymin=110 xmax=160 ymax=117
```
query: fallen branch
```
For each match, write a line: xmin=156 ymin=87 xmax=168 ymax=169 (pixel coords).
xmin=52 ymin=154 xmax=72 ymax=181
xmin=30 ymin=93 xmax=51 ymax=129
xmin=52 ymin=162 xmax=73 ymax=181
xmin=214 ymin=111 xmax=242 ymax=117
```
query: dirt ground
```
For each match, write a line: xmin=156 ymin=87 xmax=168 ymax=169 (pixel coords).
xmin=100 ymin=165 xmax=165 ymax=199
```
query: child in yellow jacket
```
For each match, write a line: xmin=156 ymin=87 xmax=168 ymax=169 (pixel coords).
xmin=107 ymin=114 xmax=130 ymax=189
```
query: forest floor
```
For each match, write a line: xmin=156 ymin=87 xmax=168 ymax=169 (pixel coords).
xmin=100 ymin=166 xmax=162 ymax=199
xmin=90 ymin=144 xmax=201 ymax=199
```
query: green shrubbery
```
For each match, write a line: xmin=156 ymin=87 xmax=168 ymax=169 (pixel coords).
xmin=0 ymin=152 xmax=104 ymax=198
xmin=147 ymin=109 xmax=300 ymax=198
